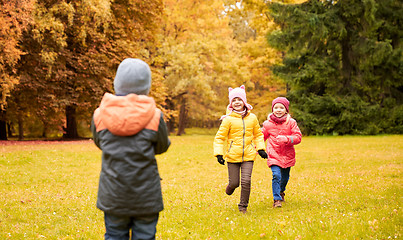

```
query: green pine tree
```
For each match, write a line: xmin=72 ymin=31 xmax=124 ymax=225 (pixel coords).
xmin=267 ymin=0 xmax=403 ymax=135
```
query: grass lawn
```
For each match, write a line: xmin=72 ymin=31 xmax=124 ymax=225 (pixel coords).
xmin=0 ymin=135 xmax=402 ymax=239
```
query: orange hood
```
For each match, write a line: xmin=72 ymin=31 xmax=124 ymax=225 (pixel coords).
xmin=93 ymin=93 xmax=156 ymax=136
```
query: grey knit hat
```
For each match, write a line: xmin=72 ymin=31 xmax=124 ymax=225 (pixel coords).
xmin=113 ymin=58 xmax=151 ymax=96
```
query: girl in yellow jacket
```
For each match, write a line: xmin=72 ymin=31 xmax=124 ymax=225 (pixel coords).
xmin=214 ymin=85 xmax=267 ymax=213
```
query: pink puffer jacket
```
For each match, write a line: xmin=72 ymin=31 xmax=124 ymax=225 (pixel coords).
xmin=261 ymin=114 xmax=302 ymax=168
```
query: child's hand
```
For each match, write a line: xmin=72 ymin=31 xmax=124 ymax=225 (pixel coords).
xmin=216 ymin=155 xmax=225 ymax=165
xmin=258 ymin=150 xmax=268 ymax=159
xmin=276 ymin=135 xmax=288 ymax=144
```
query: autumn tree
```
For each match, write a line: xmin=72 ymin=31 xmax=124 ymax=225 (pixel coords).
xmin=161 ymin=0 xmax=252 ymax=135
xmin=109 ymin=0 xmax=167 ymax=111
xmin=10 ymin=0 xmax=115 ymax=139
xmin=7 ymin=0 xmax=164 ymax=139
xmin=0 ymin=0 xmax=34 ymax=140
xmin=222 ymin=0 xmax=292 ymax=122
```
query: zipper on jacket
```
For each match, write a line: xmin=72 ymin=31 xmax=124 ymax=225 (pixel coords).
xmin=228 ymin=141 xmax=233 ymax=153
xmin=242 ymin=117 xmax=245 ymax=162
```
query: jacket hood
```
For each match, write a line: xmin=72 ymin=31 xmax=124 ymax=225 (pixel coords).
xmin=95 ymin=93 xmax=156 ymax=136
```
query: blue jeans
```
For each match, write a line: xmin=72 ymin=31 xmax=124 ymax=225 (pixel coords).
xmin=104 ymin=212 xmax=159 ymax=240
xmin=270 ymin=165 xmax=291 ymax=201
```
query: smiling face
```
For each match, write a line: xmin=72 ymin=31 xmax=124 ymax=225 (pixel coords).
xmin=231 ymin=97 xmax=245 ymax=112
xmin=272 ymin=103 xmax=287 ymax=118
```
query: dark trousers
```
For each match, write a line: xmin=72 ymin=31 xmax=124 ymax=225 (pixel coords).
xmin=226 ymin=161 xmax=254 ymax=210
xmin=104 ymin=212 xmax=159 ymax=240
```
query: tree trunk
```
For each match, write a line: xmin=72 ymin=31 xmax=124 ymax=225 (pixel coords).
xmin=165 ymin=98 xmax=176 ymax=133
xmin=0 ymin=121 xmax=6 ymax=140
xmin=176 ymin=96 xmax=187 ymax=136
xmin=63 ymin=105 xmax=79 ymax=139
xmin=0 ymin=109 xmax=6 ymax=140
xmin=0 ymin=122 xmax=6 ymax=140
xmin=341 ymin=37 xmax=354 ymax=94
xmin=42 ymin=122 xmax=48 ymax=138
xmin=7 ymin=122 xmax=14 ymax=138
xmin=18 ymin=112 xmax=24 ymax=140
xmin=167 ymin=118 xmax=176 ymax=133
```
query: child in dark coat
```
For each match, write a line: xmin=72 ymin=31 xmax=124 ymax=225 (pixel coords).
xmin=91 ymin=58 xmax=170 ymax=239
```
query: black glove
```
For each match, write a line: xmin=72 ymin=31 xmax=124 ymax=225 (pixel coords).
xmin=216 ymin=155 xmax=225 ymax=165
xmin=258 ymin=150 xmax=268 ymax=159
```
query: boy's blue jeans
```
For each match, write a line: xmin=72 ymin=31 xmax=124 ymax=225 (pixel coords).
xmin=104 ymin=212 xmax=159 ymax=240
xmin=270 ymin=165 xmax=291 ymax=201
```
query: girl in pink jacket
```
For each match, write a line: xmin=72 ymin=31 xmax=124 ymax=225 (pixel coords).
xmin=261 ymin=97 xmax=302 ymax=208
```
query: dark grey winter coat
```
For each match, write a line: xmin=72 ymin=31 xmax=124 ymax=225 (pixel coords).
xmin=91 ymin=93 xmax=170 ymax=216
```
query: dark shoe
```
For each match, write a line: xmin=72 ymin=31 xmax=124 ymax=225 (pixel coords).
xmin=280 ymin=192 xmax=285 ymax=202
xmin=239 ymin=207 xmax=247 ymax=214
xmin=273 ymin=200 xmax=282 ymax=208
xmin=226 ymin=185 xmax=235 ymax=195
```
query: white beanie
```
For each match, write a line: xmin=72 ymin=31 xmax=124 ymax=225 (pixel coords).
xmin=113 ymin=58 xmax=151 ymax=96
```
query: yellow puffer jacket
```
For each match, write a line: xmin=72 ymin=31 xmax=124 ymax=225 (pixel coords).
xmin=214 ymin=111 xmax=266 ymax=163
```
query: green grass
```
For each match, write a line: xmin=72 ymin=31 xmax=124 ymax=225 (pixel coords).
xmin=0 ymin=135 xmax=402 ymax=239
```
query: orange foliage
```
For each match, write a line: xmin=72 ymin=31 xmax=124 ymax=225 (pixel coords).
xmin=0 ymin=0 xmax=34 ymax=108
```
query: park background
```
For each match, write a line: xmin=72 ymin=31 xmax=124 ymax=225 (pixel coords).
xmin=0 ymin=0 xmax=402 ymax=239
xmin=0 ymin=0 xmax=402 ymax=140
